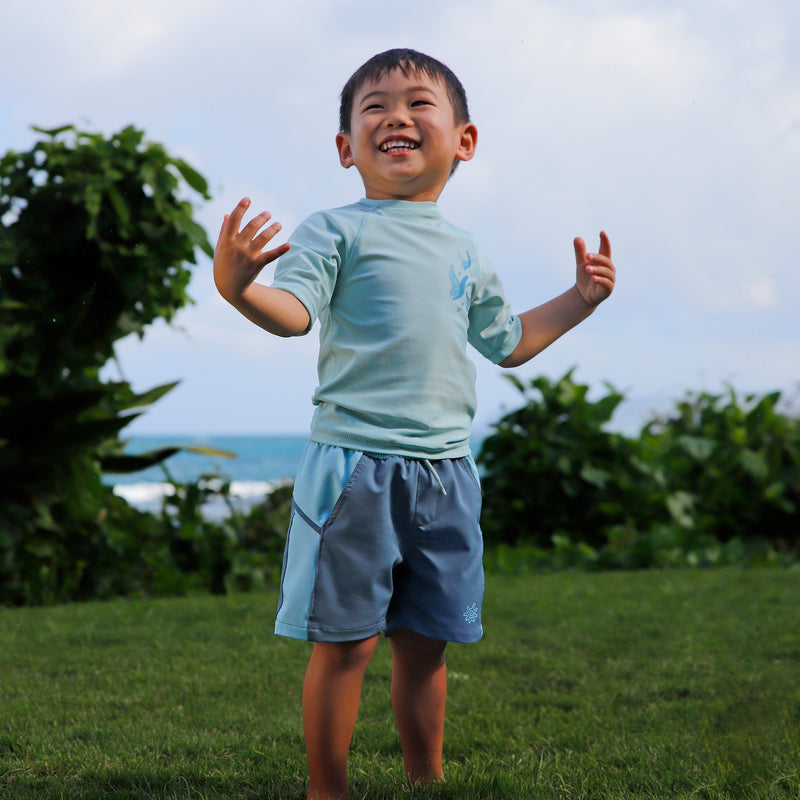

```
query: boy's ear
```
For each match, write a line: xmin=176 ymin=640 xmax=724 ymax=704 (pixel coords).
xmin=336 ymin=133 xmax=355 ymax=169
xmin=455 ymin=123 xmax=478 ymax=164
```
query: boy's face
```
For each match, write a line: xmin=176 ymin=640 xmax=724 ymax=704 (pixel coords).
xmin=336 ymin=68 xmax=477 ymax=202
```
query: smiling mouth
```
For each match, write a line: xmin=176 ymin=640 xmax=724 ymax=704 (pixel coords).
xmin=379 ymin=138 xmax=420 ymax=153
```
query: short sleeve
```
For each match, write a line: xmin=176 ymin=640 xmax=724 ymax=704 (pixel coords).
xmin=270 ymin=211 xmax=347 ymax=330
xmin=466 ymin=253 xmax=522 ymax=364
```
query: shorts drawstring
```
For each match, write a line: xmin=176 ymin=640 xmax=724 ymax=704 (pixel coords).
xmin=423 ymin=459 xmax=447 ymax=495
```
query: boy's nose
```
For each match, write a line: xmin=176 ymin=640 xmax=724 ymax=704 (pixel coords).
xmin=385 ymin=107 xmax=412 ymax=127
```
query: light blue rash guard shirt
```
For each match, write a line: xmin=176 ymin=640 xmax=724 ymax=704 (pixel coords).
xmin=271 ymin=198 xmax=522 ymax=458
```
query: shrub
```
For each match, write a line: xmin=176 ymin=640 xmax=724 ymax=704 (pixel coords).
xmin=477 ymin=373 xmax=799 ymax=567
xmin=0 ymin=125 xmax=212 ymax=605
xmin=226 ymin=481 xmax=294 ymax=592
xmin=641 ymin=387 xmax=800 ymax=553
xmin=142 ymin=471 xmax=293 ymax=597
xmin=477 ymin=370 xmax=640 ymax=549
xmin=127 ymin=473 xmax=294 ymax=598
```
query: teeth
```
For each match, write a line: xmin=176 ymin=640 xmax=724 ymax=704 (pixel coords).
xmin=380 ymin=140 xmax=419 ymax=152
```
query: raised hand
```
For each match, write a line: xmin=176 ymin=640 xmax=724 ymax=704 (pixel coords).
xmin=573 ymin=231 xmax=615 ymax=307
xmin=213 ymin=198 xmax=291 ymax=302
xmin=213 ymin=198 xmax=309 ymax=337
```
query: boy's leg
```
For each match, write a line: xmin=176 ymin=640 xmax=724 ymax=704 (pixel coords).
xmin=303 ymin=635 xmax=379 ymax=800
xmin=389 ymin=629 xmax=448 ymax=784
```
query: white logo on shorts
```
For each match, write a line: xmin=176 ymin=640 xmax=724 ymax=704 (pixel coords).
xmin=463 ymin=603 xmax=479 ymax=625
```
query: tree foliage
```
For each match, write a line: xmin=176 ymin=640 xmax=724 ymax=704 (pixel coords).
xmin=109 ymin=473 xmax=293 ymax=600
xmin=640 ymin=387 xmax=800 ymax=550
xmin=0 ymin=125 xmax=212 ymax=605
xmin=477 ymin=371 xmax=800 ymax=567
xmin=478 ymin=370 xmax=637 ymax=549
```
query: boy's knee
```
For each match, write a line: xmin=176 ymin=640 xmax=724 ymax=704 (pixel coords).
xmin=389 ymin=630 xmax=447 ymax=666
xmin=312 ymin=636 xmax=379 ymax=671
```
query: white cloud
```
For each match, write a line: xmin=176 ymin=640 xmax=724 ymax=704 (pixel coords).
xmin=3 ymin=0 xmax=799 ymax=434
xmin=745 ymin=277 xmax=778 ymax=311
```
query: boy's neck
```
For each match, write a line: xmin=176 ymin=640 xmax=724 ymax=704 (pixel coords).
xmin=363 ymin=187 xmax=444 ymax=203
xmin=362 ymin=196 xmax=436 ymax=204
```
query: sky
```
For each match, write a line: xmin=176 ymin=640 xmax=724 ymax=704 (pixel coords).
xmin=2 ymin=0 xmax=799 ymax=435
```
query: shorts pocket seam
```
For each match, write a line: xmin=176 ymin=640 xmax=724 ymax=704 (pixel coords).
xmin=322 ymin=453 xmax=368 ymax=532
xmin=291 ymin=500 xmax=322 ymax=534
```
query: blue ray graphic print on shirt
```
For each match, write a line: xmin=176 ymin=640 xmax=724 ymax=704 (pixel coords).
xmin=449 ymin=250 xmax=474 ymax=311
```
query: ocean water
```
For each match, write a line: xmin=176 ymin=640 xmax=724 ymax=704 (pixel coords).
xmin=105 ymin=432 xmax=489 ymax=517
xmin=105 ymin=434 xmax=308 ymax=517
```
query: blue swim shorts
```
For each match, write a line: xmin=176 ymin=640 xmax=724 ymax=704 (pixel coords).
xmin=274 ymin=441 xmax=485 ymax=644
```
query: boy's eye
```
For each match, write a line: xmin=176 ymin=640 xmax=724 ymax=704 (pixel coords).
xmin=411 ymin=100 xmax=431 ymax=107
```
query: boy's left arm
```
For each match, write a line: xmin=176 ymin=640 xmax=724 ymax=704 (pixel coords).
xmin=499 ymin=232 xmax=615 ymax=368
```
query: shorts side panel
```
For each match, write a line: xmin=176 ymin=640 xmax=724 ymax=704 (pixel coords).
xmin=274 ymin=510 xmax=321 ymax=640
xmin=274 ymin=441 xmax=366 ymax=641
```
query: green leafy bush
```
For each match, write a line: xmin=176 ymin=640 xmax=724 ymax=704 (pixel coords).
xmin=477 ymin=371 xmax=799 ymax=569
xmin=640 ymin=387 xmax=799 ymax=552
xmin=226 ymin=481 xmax=294 ymax=592
xmin=477 ymin=370 xmax=639 ymax=549
xmin=118 ymin=473 xmax=293 ymax=599
xmin=0 ymin=125 xmax=212 ymax=605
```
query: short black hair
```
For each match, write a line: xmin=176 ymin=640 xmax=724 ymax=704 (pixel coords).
xmin=339 ymin=48 xmax=471 ymax=134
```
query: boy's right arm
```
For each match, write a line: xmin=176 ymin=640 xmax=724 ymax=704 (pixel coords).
xmin=213 ymin=198 xmax=310 ymax=337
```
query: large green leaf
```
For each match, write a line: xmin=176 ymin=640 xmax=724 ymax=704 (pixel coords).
xmin=173 ymin=159 xmax=209 ymax=197
xmin=101 ymin=444 xmax=236 ymax=474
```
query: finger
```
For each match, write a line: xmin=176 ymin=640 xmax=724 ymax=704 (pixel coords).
xmin=573 ymin=236 xmax=588 ymax=265
xmin=599 ymin=230 xmax=611 ymax=259
xmin=251 ymin=242 xmax=291 ymax=271
xmin=589 ymin=270 xmax=615 ymax=289
xmin=588 ymin=263 xmax=615 ymax=279
xmin=591 ymin=276 xmax=615 ymax=295
xmin=216 ymin=214 xmax=230 ymax=244
xmin=227 ymin=197 xmax=251 ymax=232
xmin=589 ymin=266 xmax=615 ymax=291
xmin=242 ymin=211 xmax=275 ymax=240
xmin=252 ymin=221 xmax=285 ymax=250
xmin=586 ymin=256 xmax=616 ymax=278
xmin=263 ymin=242 xmax=291 ymax=264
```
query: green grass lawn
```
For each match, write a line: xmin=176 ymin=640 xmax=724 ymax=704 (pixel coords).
xmin=1 ymin=568 xmax=799 ymax=799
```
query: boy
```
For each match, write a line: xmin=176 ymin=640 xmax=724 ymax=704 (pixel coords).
xmin=214 ymin=49 xmax=615 ymax=800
